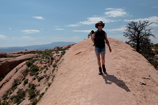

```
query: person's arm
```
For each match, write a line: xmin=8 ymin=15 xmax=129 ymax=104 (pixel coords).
xmin=90 ymin=32 xmax=95 ymax=43
xmin=105 ymin=32 xmax=112 ymax=52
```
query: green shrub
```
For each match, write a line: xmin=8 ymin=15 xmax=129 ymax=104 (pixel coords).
xmin=31 ymin=98 xmax=38 ymax=105
xmin=28 ymin=89 xmax=36 ymax=100
xmin=155 ymin=48 xmax=158 ymax=54
xmin=45 ymin=88 xmax=48 ymax=91
xmin=0 ymin=100 xmax=9 ymax=105
xmin=62 ymin=50 xmax=66 ymax=55
xmin=48 ymin=83 xmax=51 ymax=87
xmin=23 ymin=79 xmax=28 ymax=85
xmin=38 ymin=76 xmax=44 ymax=82
xmin=152 ymin=60 xmax=158 ymax=68
xmin=26 ymin=61 xmax=33 ymax=67
xmin=38 ymin=92 xmax=45 ymax=101
xmin=52 ymin=75 xmax=55 ymax=81
xmin=30 ymin=65 xmax=39 ymax=72
xmin=29 ymin=65 xmax=39 ymax=76
xmin=12 ymin=83 xmax=18 ymax=89
xmin=11 ymin=89 xmax=26 ymax=104
xmin=2 ymin=94 xmax=8 ymax=100
xmin=53 ymin=64 xmax=57 ymax=68
xmin=29 ymin=83 xmax=36 ymax=90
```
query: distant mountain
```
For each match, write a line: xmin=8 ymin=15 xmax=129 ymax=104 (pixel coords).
xmin=0 ymin=42 xmax=75 ymax=53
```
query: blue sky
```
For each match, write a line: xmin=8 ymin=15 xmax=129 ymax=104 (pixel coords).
xmin=0 ymin=0 xmax=158 ymax=47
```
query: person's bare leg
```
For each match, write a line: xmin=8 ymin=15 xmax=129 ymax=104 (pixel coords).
xmin=101 ymin=53 xmax=107 ymax=74
xmin=96 ymin=54 xmax=102 ymax=75
xmin=101 ymin=53 xmax=105 ymax=65
xmin=96 ymin=54 xmax=101 ymax=67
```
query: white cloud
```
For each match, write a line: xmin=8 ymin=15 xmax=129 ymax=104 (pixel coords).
xmin=33 ymin=16 xmax=44 ymax=20
xmin=55 ymin=28 xmax=64 ymax=30
xmin=150 ymin=23 xmax=158 ymax=27
xmin=106 ymin=27 xmax=126 ymax=32
xmin=79 ymin=16 xmax=116 ymax=25
xmin=73 ymin=30 xmax=91 ymax=33
xmin=0 ymin=35 xmax=6 ymax=39
xmin=67 ymin=16 xmax=116 ymax=27
xmin=105 ymin=8 xmax=127 ymax=17
xmin=21 ymin=30 xmax=40 ymax=34
xmin=124 ymin=16 xmax=158 ymax=22
xmin=66 ymin=24 xmax=80 ymax=27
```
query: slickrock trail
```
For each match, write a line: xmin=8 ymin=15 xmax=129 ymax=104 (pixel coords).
xmin=38 ymin=38 xmax=158 ymax=105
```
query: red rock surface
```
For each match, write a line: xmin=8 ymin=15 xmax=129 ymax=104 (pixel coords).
xmin=38 ymin=38 xmax=158 ymax=105
xmin=0 ymin=61 xmax=27 ymax=98
xmin=0 ymin=54 xmax=37 ymax=79
xmin=0 ymin=52 xmax=7 ymax=58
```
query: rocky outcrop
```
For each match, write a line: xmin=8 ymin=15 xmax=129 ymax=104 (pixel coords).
xmin=0 ymin=54 xmax=37 ymax=79
xmin=0 ymin=61 xmax=27 ymax=98
xmin=0 ymin=52 xmax=7 ymax=58
xmin=7 ymin=50 xmax=39 ymax=56
xmin=38 ymin=38 xmax=158 ymax=105
xmin=53 ymin=44 xmax=75 ymax=50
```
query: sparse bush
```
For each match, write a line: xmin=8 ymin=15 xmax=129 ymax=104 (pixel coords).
xmin=154 ymin=48 xmax=158 ymax=54
xmin=12 ymin=83 xmax=18 ymax=89
xmin=28 ymin=89 xmax=36 ymax=100
xmin=0 ymin=100 xmax=9 ymax=105
xmin=28 ymin=88 xmax=39 ymax=100
xmin=29 ymin=65 xmax=39 ymax=76
xmin=31 ymin=98 xmax=38 ymax=105
xmin=152 ymin=60 xmax=158 ymax=68
xmin=44 ymin=71 xmax=46 ymax=74
xmin=11 ymin=89 xmax=26 ymax=104
xmin=53 ymin=64 xmax=57 ymax=68
xmin=52 ymin=75 xmax=55 ymax=81
xmin=45 ymin=88 xmax=48 ymax=91
xmin=38 ymin=76 xmax=44 ymax=82
xmin=38 ymin=92 xmax=45 ymax=101
xmin=52 ymin=68 xmax=55 ymax=74
xmin=30 ymin=65 xmax=39 ymax=72
xmin=61 ymin=50 xmax=66 ymax=55
xmin=2 ymin=94 xmax=8 ymax=100
xmin=29 ymin=83 xmax=36 ymax=90
xmin=23 ymin=79 xmax=28 ymax=85
xmin=48 ymin=83 xmax=51 ymax=87
xmin=26 ymin=61 xmax=33 ymax=67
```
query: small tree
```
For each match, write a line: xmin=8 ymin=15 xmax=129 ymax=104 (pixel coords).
xmin=124 ymin=21 xmax=155 ymax=53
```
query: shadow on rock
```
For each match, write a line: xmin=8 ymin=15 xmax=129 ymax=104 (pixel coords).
xmin=102 ymin=73 xmax=130 ymax=92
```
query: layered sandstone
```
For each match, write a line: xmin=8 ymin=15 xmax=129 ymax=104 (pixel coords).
xmin=0 ymin=54 xmax=37 ymax=78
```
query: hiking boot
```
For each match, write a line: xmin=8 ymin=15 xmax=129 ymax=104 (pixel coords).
xmin=98 ymin=67 xmax=103 ymax=75
xmin=102 ymin=65 xmax=107 ymax=74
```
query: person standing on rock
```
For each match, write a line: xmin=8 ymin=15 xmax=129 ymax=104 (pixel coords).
xmin=90 ymin=21 xmax=112 ymax=75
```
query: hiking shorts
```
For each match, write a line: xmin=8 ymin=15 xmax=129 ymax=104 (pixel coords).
xmin=95 ymin=46 xmax=106 ymax=54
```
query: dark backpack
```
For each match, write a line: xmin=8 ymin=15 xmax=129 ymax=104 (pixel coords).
xmin=94 ymin=30 xmax=105 ymax=49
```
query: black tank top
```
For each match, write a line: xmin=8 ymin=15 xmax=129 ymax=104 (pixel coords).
xmin=94 ymin=30 xmax=105 ymax=48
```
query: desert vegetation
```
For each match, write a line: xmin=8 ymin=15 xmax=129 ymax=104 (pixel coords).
xmin=124 ymin=21 xmax=158 ymax=70
xmin=0 ymin=45 xmax=72 ymax=105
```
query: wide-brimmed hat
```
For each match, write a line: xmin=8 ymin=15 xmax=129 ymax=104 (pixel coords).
xmin=95 ymin=21 xmax=105 ymax=28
